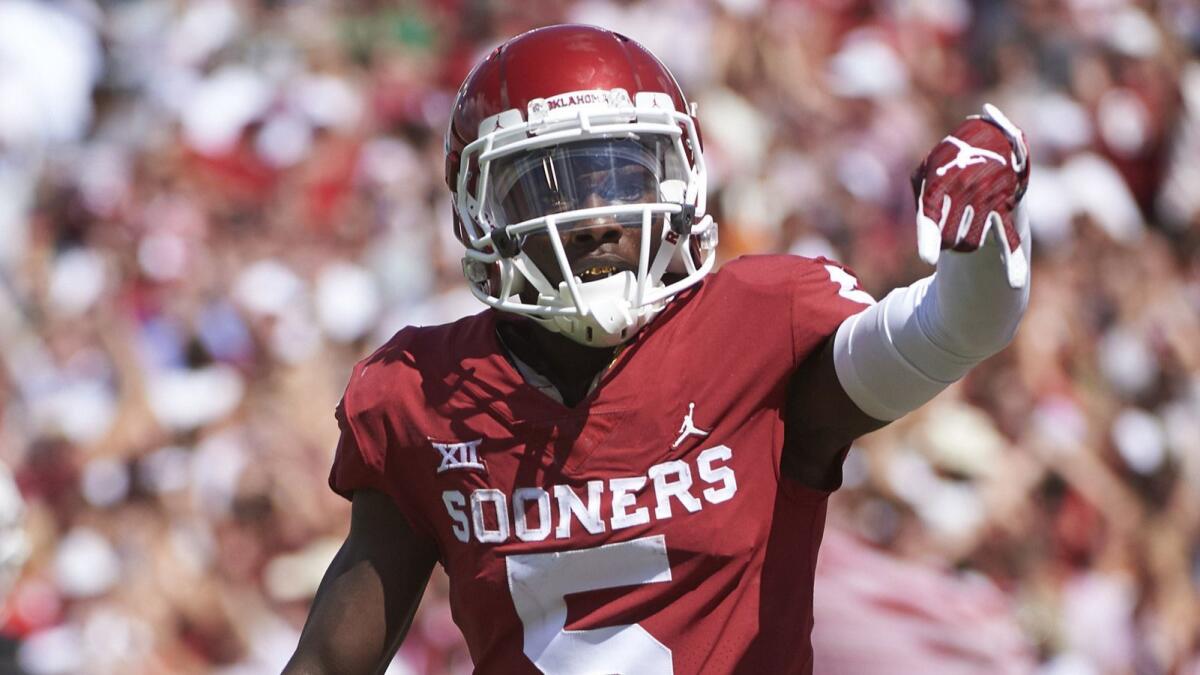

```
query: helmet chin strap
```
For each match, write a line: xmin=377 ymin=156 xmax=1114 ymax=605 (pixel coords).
xmin=536 ymin=271 xmax=661 ymax=347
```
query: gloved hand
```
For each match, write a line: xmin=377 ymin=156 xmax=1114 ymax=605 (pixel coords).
xmin=912 ymin=104 xmax=1031 ymax=289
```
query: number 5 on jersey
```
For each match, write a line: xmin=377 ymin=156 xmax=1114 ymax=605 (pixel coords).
xmin=506 ymin=535 xmax=674 ymax=674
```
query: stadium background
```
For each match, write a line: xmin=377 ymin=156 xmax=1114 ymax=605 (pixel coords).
xmin=1 ymin=0 xmax=1199 ymax=672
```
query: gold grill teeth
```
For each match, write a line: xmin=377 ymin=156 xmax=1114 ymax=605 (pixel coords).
xmin=581 ymin=265 xmax=617 ymax=279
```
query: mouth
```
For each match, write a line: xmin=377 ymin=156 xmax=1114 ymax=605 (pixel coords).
xmin=566 ymin=252 xmax=635 ymax=284
xmin=578 ymin=264 xmax=621 ymax=282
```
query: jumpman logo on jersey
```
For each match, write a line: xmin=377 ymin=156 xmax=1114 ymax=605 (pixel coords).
xmin=935 ymin=135 xmax=1007 ymax=176
xmin=673 ymin=402 xmax=710 ymax=448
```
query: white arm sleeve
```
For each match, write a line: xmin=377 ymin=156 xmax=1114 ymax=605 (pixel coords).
xmin=832 ymin=229 xmax=1030 ymax=421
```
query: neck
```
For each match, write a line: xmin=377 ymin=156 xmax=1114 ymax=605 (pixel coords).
xmin=496 ymin=318 xmax=618 ymax=407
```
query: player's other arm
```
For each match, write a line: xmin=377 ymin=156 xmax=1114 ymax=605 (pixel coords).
xmin=785 ymin=105 xmax=1031 ymax=489
xmin=284 ymin=489 xmax=437 ymax=675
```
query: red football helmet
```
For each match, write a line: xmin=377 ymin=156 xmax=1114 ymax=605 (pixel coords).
xmin=445 ymin=24 xmax=717 ymax=347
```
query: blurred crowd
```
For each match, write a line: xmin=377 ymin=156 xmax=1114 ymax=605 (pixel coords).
xmin=1 ymin=0 xmax=1199 ymax=673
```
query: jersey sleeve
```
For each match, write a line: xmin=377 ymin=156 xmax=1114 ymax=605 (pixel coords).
xmin=327 ymin=363 xmax=438 ymax=542
xmin=789 ymin=256 xmax=875 ymax=366
xmin=783 ymin=256 xmax=875 ymax=492
xmin=329 ymin=398 xmax=391 ymax=499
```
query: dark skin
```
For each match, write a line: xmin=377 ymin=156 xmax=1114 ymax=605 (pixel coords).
xmin=498 ymin=218 xmax=644 ymax=407
xmin=284 ymin=491 xmax=438 ymax=674
xmin=284 ymin=220 xmax=886 ymax=674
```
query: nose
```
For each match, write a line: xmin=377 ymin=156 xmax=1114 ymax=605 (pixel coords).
xmin=567 ymin=220 xmax=624 ymax=246
xmin=567 ymin=191 xmax=625 ymax=246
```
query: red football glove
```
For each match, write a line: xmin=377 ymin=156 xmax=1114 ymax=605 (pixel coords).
xmin=912 ymin=104 xmax=1031 ymax=289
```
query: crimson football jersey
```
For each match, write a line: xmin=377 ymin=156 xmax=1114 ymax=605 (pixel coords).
xmin=329 ymin=255 xmax=872 ymax=674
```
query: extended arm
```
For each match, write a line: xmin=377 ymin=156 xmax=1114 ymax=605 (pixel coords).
xmin=784 ymin=105 xmax=1030 ymax=489
xmin=284 ymin=490 xmax=438 ymax=675
xmin=832 ymin=214 xmax=1029 ymax=421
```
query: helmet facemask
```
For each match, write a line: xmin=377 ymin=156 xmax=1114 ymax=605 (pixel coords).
xmin=456 ymin=90 xmax=718 ymax=347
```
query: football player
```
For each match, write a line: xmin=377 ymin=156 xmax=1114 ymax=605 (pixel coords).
xmin=285 ymin=24 xmax=1031 ymax=675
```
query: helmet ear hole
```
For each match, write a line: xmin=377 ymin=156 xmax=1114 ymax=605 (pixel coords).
xmin=463 ymin=259 xmax=527 ymax=299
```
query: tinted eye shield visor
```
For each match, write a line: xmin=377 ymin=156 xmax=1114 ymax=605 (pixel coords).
xmin=486 ymin=137 xmax=676 ymax=231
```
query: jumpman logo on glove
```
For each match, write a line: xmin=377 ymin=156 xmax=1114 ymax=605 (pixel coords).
xmin=912 ymin=104 xmax=1031 ymax=289
xmin=935 ymin=136 xmax=1007 ymax=176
